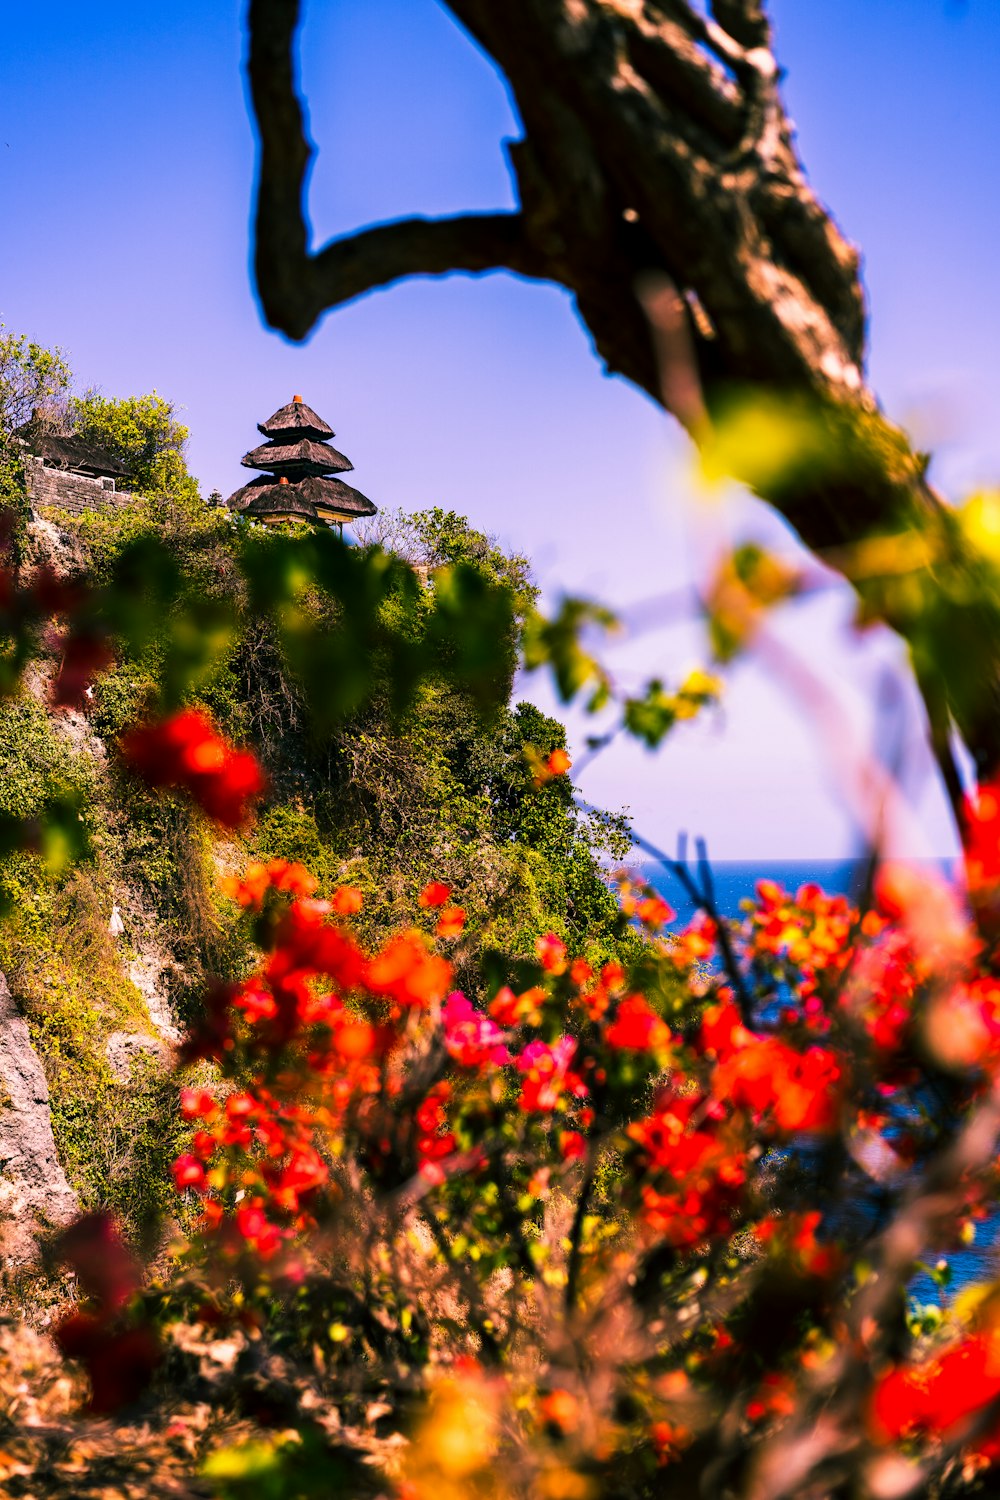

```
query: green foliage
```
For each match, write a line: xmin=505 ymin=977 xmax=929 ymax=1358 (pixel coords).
xmin=0 ymin=699 xmax=94 ymax=903
xmin=0 ymin=326 xmax=72 ymax=541
xmin=0 ymin=698 xmax=90 ymax=818
xmin=701 ymin=385 xmax=924 ymax=504
xmin=254 ymin=803 xmax=342 ymax=891
xmin=71 ymin=389 xmax=200 ymax=503
xmin=624 ymin=669 xmax=722 ymax=749
xmin=0 ymin=327 xmax=72 ymax=440
xmin=359 ymin=505 xmax=537 ymax=617
xmin=201 ymin=1428 xmax=354 ymax=1500
xmin=522 ymin=596 xmax=616 ymax=710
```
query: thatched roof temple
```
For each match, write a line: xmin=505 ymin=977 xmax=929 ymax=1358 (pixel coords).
xmin=19 ymin=426 xmax=128 ymax=482
xmin=226 ymin=396 xmax=378 ymax=529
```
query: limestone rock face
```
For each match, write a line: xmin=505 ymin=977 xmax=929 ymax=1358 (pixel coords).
xmin=0 ymin=969 xmax=80 ymax=1257
xmin=104 ymin=1029 xmax=169 ymax=1083
xmin=19 ymin=511 xmax=89 ymax=582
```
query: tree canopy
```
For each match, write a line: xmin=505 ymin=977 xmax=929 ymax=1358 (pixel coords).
xmin=70 ymin=390 xmax=198 ymax=502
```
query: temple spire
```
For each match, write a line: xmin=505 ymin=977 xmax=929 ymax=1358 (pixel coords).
xmin=225 ymin=397 xmax=378 ymax=529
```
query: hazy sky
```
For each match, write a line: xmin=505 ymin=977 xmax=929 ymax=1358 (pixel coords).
xmin=2 ymin=1 xmax=997 ymax=860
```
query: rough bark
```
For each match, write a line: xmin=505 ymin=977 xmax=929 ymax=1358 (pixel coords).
xmin=245 ymin=0 xmax=1000 ymax=784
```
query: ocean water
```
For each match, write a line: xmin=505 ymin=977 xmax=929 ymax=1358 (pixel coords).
xmin=632 ymin=856 xmax=996 ymax=1301
xmin=638 ymin=858 xmax=868 ymax=929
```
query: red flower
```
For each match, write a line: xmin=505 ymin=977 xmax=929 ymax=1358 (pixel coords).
xmin=605 ymin=995 xmax=672 ymax=1054
xmin=236 ymin=1201 xmax=284 ymax=1258
xmin=52 ymin=1213 xmax=161 ymax=1413
xmin=52 ymin=629 xmax=113 ymax=707
xmin=121 ymin=709 xmax=266 ymax=828
xmin=179 ymin=1087 xmax=218 ymax=1120
xmin=172 ymin=1153 xmax=206 ymax=1192
xmin=965 ymin=780 xmax=1000 ymax=891
xmin=559 ymin=1129 xmax=587 ymax=1162
xmin=871 ymin=1334 xmax=1000 ymax=1454
xmin=701 ymin=1000 xmax=843 ymax=1136
xmin=626 ymin=1090 xmax=747 ymax=1249
xmin=54 ymin=1212 xmax=141 ymax=1313
xmin=55 ymin=1314 xmax=161 ymax=1415
xmin=419 ymin=881 xmax=452 ymax=908
xmin=489 ymin=985 xmax=544 ymax=1026
xmin=415 ymin=1083 xmax=458 ymax=1182
xmin=755 ymin=1211 xmax=841 ymax=1279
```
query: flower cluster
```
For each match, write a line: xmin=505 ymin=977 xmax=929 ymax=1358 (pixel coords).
xmin=52 ymin=1213 xmax=160 ymax=1414
xmin=120 ymin=708 xmax=266 ymax=828
xmin=871 ymin=1330 xmax=1000 ymax=1460
xmin=50 ymin=844 xmax=1000 ymax=1492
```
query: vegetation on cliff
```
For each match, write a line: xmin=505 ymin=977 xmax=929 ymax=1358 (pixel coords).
xmin=0 ymin=337 xmax=633 ymax=1257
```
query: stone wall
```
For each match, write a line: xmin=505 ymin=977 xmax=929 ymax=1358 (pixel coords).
xmin=24 ymin=457 xmax=131 ymax=517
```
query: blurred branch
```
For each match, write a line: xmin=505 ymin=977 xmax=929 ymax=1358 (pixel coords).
xmin=746 ymin=1081 xmax=1000 ymax=1500
xmin=246 ymin=0 xmax=547 ymax=340
xmin=576 ymin=801 xmax=755 ymax=1021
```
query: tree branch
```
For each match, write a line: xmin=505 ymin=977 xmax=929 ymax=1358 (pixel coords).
xmin=246 ymin=0 xmax=547 ymax=340
xmin=244 ymin=0 xmax=1000 ymax=782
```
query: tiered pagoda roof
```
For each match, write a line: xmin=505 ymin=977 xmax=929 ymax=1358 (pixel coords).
xmin=226 ymin=396 xmax=378 ymax=527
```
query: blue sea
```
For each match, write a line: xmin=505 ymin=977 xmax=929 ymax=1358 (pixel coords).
xmin=633 ymin=857 xmax=996 ymax=1302
xmin=639 ymin=858 xmax=868 ymax=929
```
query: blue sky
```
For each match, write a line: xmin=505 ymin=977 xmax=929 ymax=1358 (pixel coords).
xmin=1 ymin=1 xmax=997 ymax=859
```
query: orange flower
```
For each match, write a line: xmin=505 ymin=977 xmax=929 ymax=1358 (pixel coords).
xmin=569 ymin=958 xmax=593 ymax=987
xmin=436 ymin=905 xmax=466 ymax=939
xmin=650 ymin=1420 xmax=693 ymax=1465
xmin=222 ymin=859 xmax=317 ymax=907
xmin=636 ymin=894 xmax=674 ymax=929
xmin=332 ymin=885 xmax=364 ymax=915
xmin=489 ymin=985 xmax=545 ymax=1026
xmin=559 ymin=1129 xmax=587 ymax=1162
xmin=539 ymin=1388 xmax=579 ymax=1432
xmin=367 ymin=932 xmax=452 ymax=1008
xmin=536 ymin=932 xmax=567 ymax=974
xmin=334 ymin=1020 xmax=377 ymax=1059
xmin=546 ymin=747 xmax=572 ymax=776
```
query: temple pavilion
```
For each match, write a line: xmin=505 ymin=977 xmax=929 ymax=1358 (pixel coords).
xmin=225 ymin=396 xmax=378 ymax=531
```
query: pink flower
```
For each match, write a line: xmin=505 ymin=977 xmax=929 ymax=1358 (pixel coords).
xmin=442 ymin=991 xmax=510 ymax=1070
xmin=515 ymin=1036 xmax=588 ymax=1112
